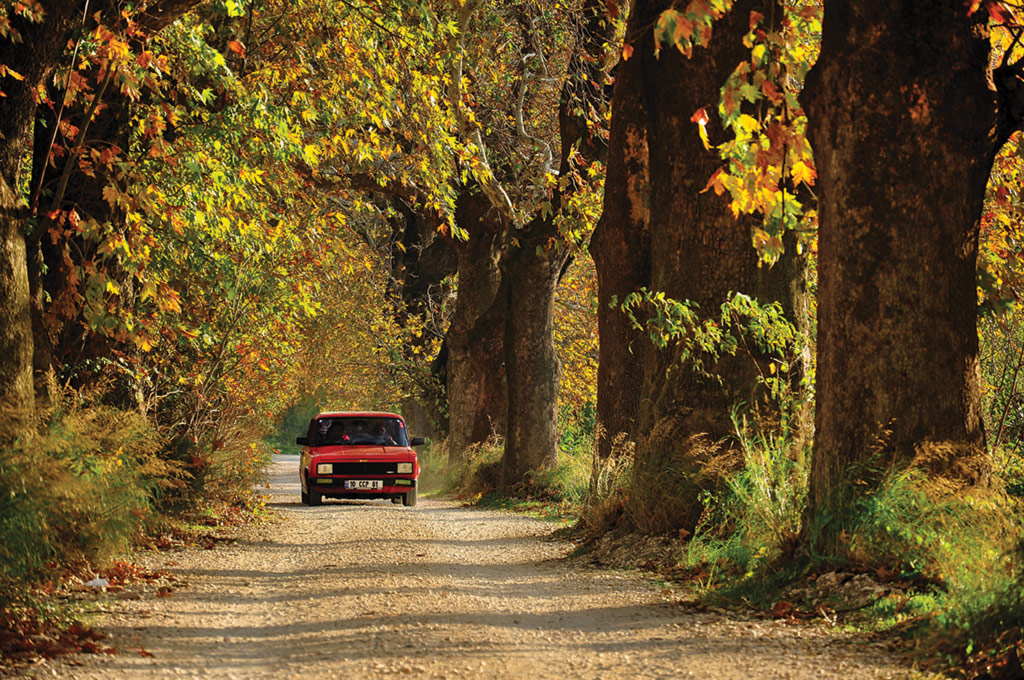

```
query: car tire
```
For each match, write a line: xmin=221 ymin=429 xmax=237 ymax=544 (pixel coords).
xmin=402 ymin=485 xmax=417 ymax=507
xmin=301 ymin=487 xmax=309 ymax=505
xmin=308 ymin=485 xmax=322 ymax=507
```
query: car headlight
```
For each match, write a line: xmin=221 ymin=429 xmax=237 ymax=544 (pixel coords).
xmin=316 ymin=463 xmax=333 ymax=475
xmin=396 ymin=462 xmax=413 ymax=474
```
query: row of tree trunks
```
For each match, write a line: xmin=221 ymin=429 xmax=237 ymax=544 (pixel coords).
xmin=592 ymin=0 xmax=1011 ymax=548
xmin=802 ymin=0 xmax=1006 ymax=552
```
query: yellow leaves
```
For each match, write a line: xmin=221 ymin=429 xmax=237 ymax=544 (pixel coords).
xmin=791 ymin=159 xmax=816 ymax=187
xmin=141 ymin=279 xmax=158 ymax=301
xmin=303 ymin=143 xmax=321 ymax=166
xmin=0 ymin=64 xmax=24 ymax=80
xmin=735 ymin=114 xmax=760 ymax=135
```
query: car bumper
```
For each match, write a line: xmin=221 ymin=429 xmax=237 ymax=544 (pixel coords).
xmin=308 ymin=478 xmax=417 ymax=495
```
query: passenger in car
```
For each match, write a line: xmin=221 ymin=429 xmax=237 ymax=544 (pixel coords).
xmin=324 ymin=420 xmax=349 ymax=445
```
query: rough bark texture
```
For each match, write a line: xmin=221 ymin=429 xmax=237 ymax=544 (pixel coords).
xmin=803 ymin=1 xmax=999 ymax=550
xmin=445 ymin=193 xmax=508 ymax=463
xmin=499 ymin=225 xmax=572 ymax=488
xmin=590 ymin=41 xmax=651 ymax=460
xmin=498 ymin=0 xmax=611 ymax=489
xmin=624 ymin=0 xmax=798 ymax=534
xmin=0 ymin=6 xmax=77 ymax=441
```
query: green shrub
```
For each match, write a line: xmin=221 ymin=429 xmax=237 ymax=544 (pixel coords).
xmin=682 ymin=410 xmax=807 ymax=584
xmin=0 ymin=406 xmax=175 ymax=607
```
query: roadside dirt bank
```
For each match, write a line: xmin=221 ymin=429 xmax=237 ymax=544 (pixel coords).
xmin=38 ymin=455 xmax=918 ymax=679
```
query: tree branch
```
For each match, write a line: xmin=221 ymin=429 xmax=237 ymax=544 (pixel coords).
xmin=447 ymin=0 xmax=516 ymax=227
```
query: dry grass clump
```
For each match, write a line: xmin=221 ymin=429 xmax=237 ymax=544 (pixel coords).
xmin=626 ymin=416 xmax=742 ymax=535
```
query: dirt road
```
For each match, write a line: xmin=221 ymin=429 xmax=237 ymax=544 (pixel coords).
xmin=51 ymin=456 xmax=912 ymax=679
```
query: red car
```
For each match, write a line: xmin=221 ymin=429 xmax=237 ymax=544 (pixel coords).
xmin=296 ymin=411 xmax=425 ymax=507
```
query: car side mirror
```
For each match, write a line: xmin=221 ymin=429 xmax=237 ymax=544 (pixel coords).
xmin=296 ymin=437 xmax=309 ymax=446
xmin=410 ymin=437 xmax=425 ymax=446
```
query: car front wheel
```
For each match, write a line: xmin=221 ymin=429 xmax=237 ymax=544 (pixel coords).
xmin=402 ymin=485 xmax=417 ymax=507
xmin=308 ymin=480 xmax=322 ymax=507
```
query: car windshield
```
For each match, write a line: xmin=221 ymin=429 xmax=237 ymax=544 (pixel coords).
xmin=313 ymin=417 xmax=409 ymax=447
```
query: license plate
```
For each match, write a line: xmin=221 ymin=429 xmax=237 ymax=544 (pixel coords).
xmin=344 ymin=479 xmax=383 ymax=490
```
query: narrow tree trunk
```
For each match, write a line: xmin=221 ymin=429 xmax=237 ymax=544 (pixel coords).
xmin=28 ymin=76 xmax=131 ymax=400
xmin=386 ymin=198 xmax=457 ymax=438
xmin=0 ymin=181 xmax=34 ymax=443
xmin=445 ymin=193 xmax=507 ymax=462
xmin=497 ymin=0 xmax=611 ymax=488
xmin=590 ymin=37 xmax=651 ymax=459
xmin=625 ymin=0 xmax=798 ymax=534
xmin=0 ymin=8 xmax=77 ymax=441
xmin=802 ymin=1 xmax=1001 ymax=552
xmin=499 ymin=230 xmax=570 ymax=489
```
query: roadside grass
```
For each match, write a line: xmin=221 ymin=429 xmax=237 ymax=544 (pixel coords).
xmin=419 ymin=408 xmax=596 ymax=520
xmin=0 ymin=389 xmax=274 ymax=672
xmin=671 ymin=414 xmax=1024 ymax=679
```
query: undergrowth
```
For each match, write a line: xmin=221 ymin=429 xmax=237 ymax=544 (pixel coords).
xmin=673 ymin=412 xmax=1024 ymax=678
xmin=0 ymin=387 xmax=273 ymax=670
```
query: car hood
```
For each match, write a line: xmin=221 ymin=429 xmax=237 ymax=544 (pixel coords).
xmin=309 ymin=445 xmax=414 ymax=459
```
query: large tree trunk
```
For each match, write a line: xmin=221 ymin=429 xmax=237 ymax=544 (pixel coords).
xmin=802 ymin=1 xmax=1004 ymax=553
xmin=624 ymin=0 xmax=798 ymax=534
xmin=445 ymin=192 xmax=507 ymax=462
xmin=0 ymin=6 xmax=78 ymax=441
xmin=590 ymin=34 xmax=651 ymax=459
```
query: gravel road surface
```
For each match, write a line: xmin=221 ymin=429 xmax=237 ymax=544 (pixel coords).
xmin=49 ymin=455 xmax=914 ymax=679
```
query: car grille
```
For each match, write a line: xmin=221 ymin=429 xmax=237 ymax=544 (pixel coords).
xmin=330 ymin=462 xmax=400 ymax=475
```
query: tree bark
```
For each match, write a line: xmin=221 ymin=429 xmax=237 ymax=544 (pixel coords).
xmin=590 ymin=35 xmax=651 ymax=459
xmin=624 ymin=0 xmax=799 ymax=534
xmin=499 ymin=225 xmax=571 ymax=488
xmin=498 ymin=0 xmax=611 ymax=489
xmin=802 ymin=1 xmax=1001 ymax=552
xmin=0 ymin=6 xmax=78 ymax=441
xmin=445 ymin=192 xmax=508 ymax=463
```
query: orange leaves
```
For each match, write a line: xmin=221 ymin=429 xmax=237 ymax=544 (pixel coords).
xmin=654 ymin=1 xmax=735 ymax=58
xmin=791 ymin=160 xmax=816 ymax=187
xmin=621 ymin=43 xmax=634 ymax=61
xmin=227 ymin=40 xmax=246 ymax=57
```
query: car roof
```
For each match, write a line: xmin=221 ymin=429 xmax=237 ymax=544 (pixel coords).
xmin=315 ymin=411 xmax=403 ymax=420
